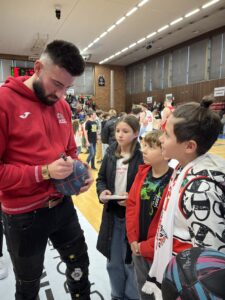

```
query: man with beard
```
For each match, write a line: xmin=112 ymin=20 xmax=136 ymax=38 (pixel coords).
xmin=0 ymin=40 xmax=93 ymax=300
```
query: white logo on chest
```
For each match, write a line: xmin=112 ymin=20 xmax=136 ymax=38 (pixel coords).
xmin=19 ymin=112 xmax=31 ymax=119
xmin=57 ymin=113 xmax=67 ymax=124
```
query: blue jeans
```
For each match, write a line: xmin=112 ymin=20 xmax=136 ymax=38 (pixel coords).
xmin=107 ymin=216 xmax=139 ymax=300
xmin=2 ymin=197 xmax=90 ymax=300
xmin=86 ymin=143 xmax=96 ymax=168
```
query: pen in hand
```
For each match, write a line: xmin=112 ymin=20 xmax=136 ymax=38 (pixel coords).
xmin=60 ymin=153 xmax=67 ymax=161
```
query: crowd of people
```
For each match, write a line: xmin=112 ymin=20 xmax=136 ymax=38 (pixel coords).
xmin=0 ymin=39 xmax=225 ymax=300
xmin=70 ymin=99 xmax=176 ymax=172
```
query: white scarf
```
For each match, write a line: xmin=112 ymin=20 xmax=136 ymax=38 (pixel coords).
xmin=149 ymin=154 xmax=207 ymax=283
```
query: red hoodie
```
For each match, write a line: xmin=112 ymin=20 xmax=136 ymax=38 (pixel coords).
xmin=126 ymin=164 xmax=168 ymax=261
xmin=0 ymin=76 xmax=77 ymax=214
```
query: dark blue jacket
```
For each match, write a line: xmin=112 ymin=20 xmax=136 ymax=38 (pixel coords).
xmin=96 ymin=141 xmax=143 ymax=263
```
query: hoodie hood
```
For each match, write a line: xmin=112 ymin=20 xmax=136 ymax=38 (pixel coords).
xmin=2 ymin=76 xmax=39 ymax=102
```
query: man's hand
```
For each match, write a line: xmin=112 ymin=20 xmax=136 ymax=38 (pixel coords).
xmin=48 ymin=156 xmax=74 ymax=179
xmin=79 ymin=163 xmax=94 ymax=193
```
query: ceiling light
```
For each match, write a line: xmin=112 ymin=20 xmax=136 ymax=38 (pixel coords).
xmin=185 ymin=8 xmax=200 ymax=18
xmin=100 ymin=32 xmax=107 ymax=38
xmin=202 ymin=0 xmax=220 ymax=9
xmin=126 ymin=7 xmax=138 ymax=17
xmin=129 ymin=43 xmax=137 ymax=48
xmin=158 ymin=25 xmax=169 ymax=32
xmin=146 ymin=32 xmax=157 ymax=38
xmin=121 ymin=47 xmax=128 ymax=52
xmin=107 ymin=24 xmax=116 ymax=32
xmin=170 ymin=17 xmax=183 ymax=25
xmin=116 ymin=16 xmax=126 ymax=25
xmin=109 ymin=55 xmax=115 ymax=59
xmin=115 ymin=51 xmax=122 ymax=56
xmin=93 ymin=37 xmax=100 ymax=43
xmin=82 ymin=47 xmax=88 ymax=52
xmin=137 ymin=37 xmax=146 ymax=44
xmin=84 ymin=0 xmax=152 ymax=63
xmin=99 ymin=59 xmax=108 ymax=64
xmin=138 ymin=0 xmax=149 ymax=7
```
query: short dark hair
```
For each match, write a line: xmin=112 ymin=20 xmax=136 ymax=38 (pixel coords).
xmin=140 ymin=103 xmax=148 ymax=109
xmin=173 ymin=99 xmax=222 ymax=155
xmin=86 ymin=109 xmax=94 ymax=116
xmin=131 ymin=106 xmax=142 ymax=115
xmin=42 ymin=40 xmax=85 ymax=76
xmin=96 ymin=110 xmax=103 ymax=117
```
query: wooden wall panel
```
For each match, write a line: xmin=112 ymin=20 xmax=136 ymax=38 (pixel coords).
xmin=94 ymin=65 xmax=126 ymax=112
xmin=125 ymin=78 xmax=225 ymax=112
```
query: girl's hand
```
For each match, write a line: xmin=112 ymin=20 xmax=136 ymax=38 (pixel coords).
xmin=117 ymin=192 xmax=128 ymax=206
xmin=131 ymin=241 xmax=140 ymax=256
xmin=117 ymin=199 xmax=127 ymax=206
xmin=99 ymin=190 xmax=112 ymax=204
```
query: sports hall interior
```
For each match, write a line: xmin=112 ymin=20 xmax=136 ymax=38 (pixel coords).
xmin=0 ymin=0 xmax=225 ymax=232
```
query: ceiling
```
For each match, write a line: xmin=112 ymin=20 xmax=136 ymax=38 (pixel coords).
xmin=0 ymin=0 xmax=225 ymax=66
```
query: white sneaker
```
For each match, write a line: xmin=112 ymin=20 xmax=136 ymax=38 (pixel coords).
xmin=0 ymin=256 xmax=8 ymax=279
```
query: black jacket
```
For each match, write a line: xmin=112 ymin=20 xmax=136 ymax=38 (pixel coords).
xmin=96 ymin=142 xmax=143 ymax=263
xmin=101 ymin=116 xmax=117 ymax=145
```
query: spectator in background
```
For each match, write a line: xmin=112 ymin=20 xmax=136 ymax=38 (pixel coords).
xmin=160 ymin=98 xmax=175 ymax=130
xmin=84 ymin=110 xmax=98 ymax=170
xmin=92 ymin=99 xmax=96 ymax=111
xmin=101 ymin=108 xmax=118 ymax=146
xmin=118 ymin=112 xmax=127 ymax=118
xmin=72 ymin=119 xmax=82 ymax=156
xmin=101 ymin=112 xmax=110 ymax=157
xmin=70 ymin=95 xmax=77 ymax=118
xmin=79 ymin=110 xmax=86 ymax=122
xmin=152 ymin=108 xmax=161 ymax=130
xmin=95 ymin=110 xmax=103 ymax=164
xmin=139 ymin=103 xmax=153 ymax=138
xmin=131 ymin=105 xmax=142 ymax=121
